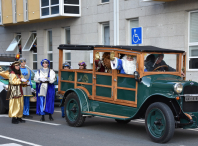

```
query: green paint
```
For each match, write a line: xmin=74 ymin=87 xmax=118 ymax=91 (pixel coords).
xmin=77 ymin=73 xmax=92 ymax=83
xmin=117 ymin=77 xmax=136 ymax=88
xmin=61 ymin=82 xmax=74 ymax=91
xmin=61 ymin=71 xmax=74 ymax=81
xmin=66 ymin=98 xmax=79 ymax=121
xmin=77 ymin=84 xmax=92 ymax=95
xmin=117 ymin=89 xmax=135 ymax=101
xmin=96 ymin=75 xmax=112 ymax=86
xmin=96 ymin=86 xmax=111 ymax=98
xmin=147 ymin=108 xmax=166 ymax=138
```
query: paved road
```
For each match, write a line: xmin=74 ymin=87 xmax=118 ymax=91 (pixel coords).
xmin=0 ymin=106 xmax=198 ymax=146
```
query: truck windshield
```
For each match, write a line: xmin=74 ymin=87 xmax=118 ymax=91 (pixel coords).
xmin=144 ymin=54 xmax=179 ymax=72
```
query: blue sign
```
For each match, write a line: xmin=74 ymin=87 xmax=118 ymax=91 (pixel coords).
xmin=131 ymin=27 xmax=143 ymax=45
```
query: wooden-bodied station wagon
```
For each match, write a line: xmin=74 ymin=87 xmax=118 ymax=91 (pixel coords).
xmin=58 ymin=45 xmax=198 ymax=143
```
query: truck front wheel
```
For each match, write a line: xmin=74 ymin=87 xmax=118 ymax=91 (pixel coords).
xmin=145 ymin=102 xmax=175 ymax=143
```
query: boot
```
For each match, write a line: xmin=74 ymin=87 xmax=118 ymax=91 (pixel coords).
xmin=17 ymin=118 xmax=25 ymax=123
xmin=40 ymin=115 xmax=45 ymax=121
xmin=49 ymin=114 xmax=54 ymax=121
xmin=12 ymin=118 xmax=19 ymax=124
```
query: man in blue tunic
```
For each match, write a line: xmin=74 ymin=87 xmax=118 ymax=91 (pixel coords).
xmin=19 ymin=58 xmax=34 ymax=118
xmin=110 ymin=54 xmax=136 ymax=74
xmin=34 ymin=59 xmax=56 ymax=121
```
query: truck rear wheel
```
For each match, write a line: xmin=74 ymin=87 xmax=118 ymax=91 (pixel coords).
xmin=145 ymin=102 xmax=175 ymax=143
xmin=0 ymin=97 xmax=7 ymax=114
xmin=64 ymin=92 xmax=85 ymax=127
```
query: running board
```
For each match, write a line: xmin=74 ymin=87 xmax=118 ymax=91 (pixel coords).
xmin=82 ymin=111 xmax=130 ymax=120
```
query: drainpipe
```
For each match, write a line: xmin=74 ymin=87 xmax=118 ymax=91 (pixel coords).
xmin=114 ymin=0 xmax=119 ymax=45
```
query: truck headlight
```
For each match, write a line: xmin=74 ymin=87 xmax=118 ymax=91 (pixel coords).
xmin=174 ymin=83 xmax=183 ymax=94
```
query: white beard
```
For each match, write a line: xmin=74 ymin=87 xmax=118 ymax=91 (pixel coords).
xmin=122 ymin=56 xmax=136 ymax=75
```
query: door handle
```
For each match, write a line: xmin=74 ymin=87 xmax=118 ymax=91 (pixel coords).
xmin=114 ymin=79 xmax=117 ymax=82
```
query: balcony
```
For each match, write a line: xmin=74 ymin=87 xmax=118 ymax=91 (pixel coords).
xmin=0 ymin=0 xmax=81 ymax=26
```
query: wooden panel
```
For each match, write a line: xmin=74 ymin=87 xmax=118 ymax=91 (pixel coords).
xmin=83 ymin=111 xmax=130 ymax=119
xmin=28 ymin=0 xmax=40 ymax=20
xmin=58 ymin=50 xmax=63 ymax=92
xmin=2 ymin=0 xmax=13 ymax=24
xmin=17 ymin=0 xmax=24 ymax=22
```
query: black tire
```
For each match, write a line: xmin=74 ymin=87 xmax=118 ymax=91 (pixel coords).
xmin=0 ymin=97 xmax=7 ymax=114
xmin=115 ymin=119 xmax=130 ymax=124
xmin=64 ymin=92 xmax=85 ymax=127
xmin=145 ymin=102 xmax=175 ymax=143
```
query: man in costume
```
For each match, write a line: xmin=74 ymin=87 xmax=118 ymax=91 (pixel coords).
xmin=95 ymin=52 xmax=112 ymax=73
xmin=78 ymin=61 xmax=87 ymax=69
xmin=111 ymin=54 xmax=136 ymax=74
xmin=19 ymin=58 xmax=34 ymax=118
xmin=34 ymin=59 xmax=56 ymax=121
xmin=7 ymin=61 xmax=26 ymax=124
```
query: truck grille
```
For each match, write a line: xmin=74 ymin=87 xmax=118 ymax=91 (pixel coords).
xmin=182 ymin=85 xmax=198 ymax=112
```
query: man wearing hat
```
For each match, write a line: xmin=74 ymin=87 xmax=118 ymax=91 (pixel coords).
xmin=19 ymin=58 xmax=34 ymax=118
xmin=78 ymin=61 xmax=87 ymax=69
xmin=7 ymin=61 xmax=26 ymax=124
xmin=110 ymin=54 xmax=136 ymax=74
xmin=34 ymin=59 xmax=56 ymax=121
xmin=59 ymin=62 xmax=71 ymax=118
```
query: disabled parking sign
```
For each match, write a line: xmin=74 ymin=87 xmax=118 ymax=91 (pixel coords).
xmin=132 ymin=27 xmax=143 ymax=45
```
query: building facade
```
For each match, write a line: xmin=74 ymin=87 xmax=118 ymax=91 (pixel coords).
xmin=0 ymin=0 xmax=198 ymax=81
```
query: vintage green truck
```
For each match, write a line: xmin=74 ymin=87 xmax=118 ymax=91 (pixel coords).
xmin=58 ymin=45 xmax=198 ymax=143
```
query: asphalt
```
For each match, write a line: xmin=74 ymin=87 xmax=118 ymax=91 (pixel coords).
xmin=0 ymin=105 xmax=198 ymax=146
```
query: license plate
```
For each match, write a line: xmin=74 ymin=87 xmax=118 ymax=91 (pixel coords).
xmin=55 ymin=85 xmax=58 ymax=88
xmin=185 ymin=96 xmax=198 ymax=102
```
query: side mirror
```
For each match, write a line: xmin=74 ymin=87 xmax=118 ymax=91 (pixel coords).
xmin=134 ymin=71 xmax=141 ymax=82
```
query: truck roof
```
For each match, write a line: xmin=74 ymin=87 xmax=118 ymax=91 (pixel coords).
xmin=58 ymin=45 xmax=185 ymax=53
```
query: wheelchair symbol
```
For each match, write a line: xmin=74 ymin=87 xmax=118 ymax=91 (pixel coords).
xmin=133 ymin=29 xmax=140 ymax=43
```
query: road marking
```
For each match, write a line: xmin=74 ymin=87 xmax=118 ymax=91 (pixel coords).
xmin=24 ymin=119 xmax=61 ymax=126
xmin=0 ymin=135 xmax=41 ymax=146
xmin=0 ymin=115 xmax=60 ymax=126
xmin=54 ymin=111 xmax=61 ymax=113
xmin=0 ymin=143 xmax=22 ymax=146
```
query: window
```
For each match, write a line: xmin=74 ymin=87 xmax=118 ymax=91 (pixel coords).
xmin=22 ymin=32 xmax=37 ymax=51
xmin=128 ymin=18 xmax=139 ymax=45
xmin=189 ymin=11 xmax=198 ymax=70
xmin=102 ymin=23 xmax=110 ymax=45
xmin=64 ymin=27 xmax=71 ymax=65
xmin=0 ymin=0 xmax=2 ymax=24
xmin=101 ymin=0 xmax=109 ymax=3
xmin=41 ymin=0 xmax=59 ymax=17
xmin=47 ymin=30 xmax=53 ymax=69
xmin=6 ymin=33 xmax=21 ymax=52
xmin=23 ymin=0 xmax=28 ymax=21
xmin=12 ymin=0 xmax=17 ymax=23
xmin=64 ymin=0 xmax=80 ymax=14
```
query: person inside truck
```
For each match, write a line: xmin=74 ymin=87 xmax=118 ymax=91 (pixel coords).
xmin=111 ymin=54 xmax=136 ymax=75
xmin=78 ymin=61 xmax=87 ymax=69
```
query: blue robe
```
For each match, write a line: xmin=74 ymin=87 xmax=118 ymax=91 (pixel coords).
xmin=36 ymin=70 xmax=55 ymax=115
xmin=20 ymin=67 xmax=32 ymax=116
xmin=112 ymin=58 xmax=126 ymax=74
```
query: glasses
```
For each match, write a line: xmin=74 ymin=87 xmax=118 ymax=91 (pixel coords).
xmin=15 ymin=65 xmax=19 ymax=67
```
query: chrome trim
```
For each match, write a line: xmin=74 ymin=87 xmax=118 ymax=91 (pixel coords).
xmin=180 ymin=94 xmax=198 ymax=96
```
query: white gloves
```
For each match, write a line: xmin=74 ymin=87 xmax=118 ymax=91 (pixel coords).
xmin=40 ymin=78 xmax=47 ymax=82
xmin=27 ymin=81 xmax=30 ymax=85
xmin=21 ymin=78 xmax=27 ymax=82
xmin=31 ymin=88 xmax=35 ymax=92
